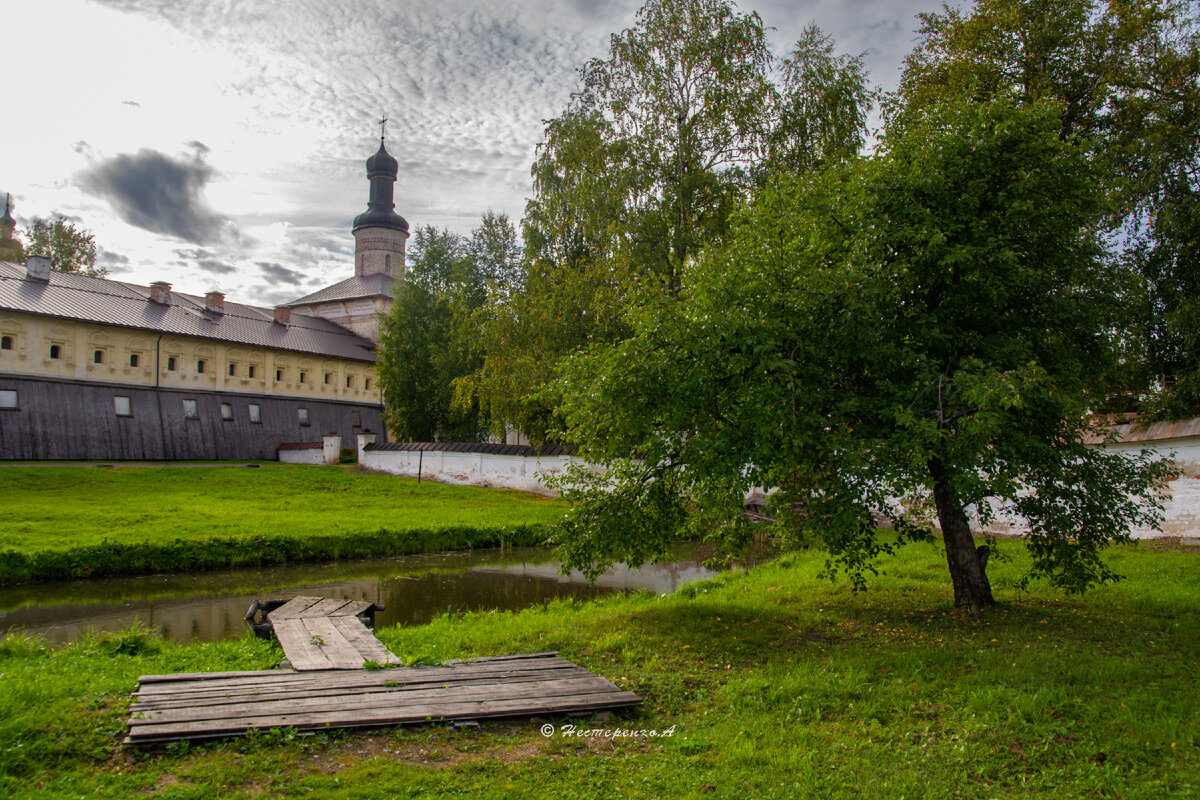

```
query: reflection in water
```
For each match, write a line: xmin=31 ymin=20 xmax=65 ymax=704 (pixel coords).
xmin=0 ymin=544 xmax=762 ymax=645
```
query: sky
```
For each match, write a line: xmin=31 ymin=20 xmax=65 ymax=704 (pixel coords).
xmin=2 ymin=0 xmax=941 ymax=307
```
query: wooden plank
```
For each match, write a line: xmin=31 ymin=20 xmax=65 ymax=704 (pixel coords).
xmin=132 ymin=666 xmax=589 ymax=707
xmin=138 ymin=669 xmax=291 ymax=684
xmin=130 ymin=669 xmax=594 ymax=712
xmin=328 ymin=600 xmax=374 ymax=617
xmin=301 ymin=617 xmax=365 ymax=669
xmin=126 ymin=690 xmax=643 ymax=742
xmin=129 ymin=676 xmax=623 ymax=726
xmin=329 ymin=616 xmax=402 ymax=666
xmin=271 ymin=618 xmax=333 ymax=670
xmin=135 ymin=656 xmax=575 ymax=692
xmin=297 ymin=598 xmax=357 ymax=618
xmin=134 ymin=657 xmax=576 ymax=697
xmin=267 ymin=597 xmax=324 ymax=621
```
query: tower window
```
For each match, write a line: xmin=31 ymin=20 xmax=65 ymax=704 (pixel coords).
xmin=93 ymin=350 xmax=104 ymax=364
xmin=196 ymin=359 xmax=206 ymax=374
xmin=385 ymin=254 xmax=390 ymax=270
xmin=1 ymin=336 xmax=12 ymax=350
xmin=49 ymin=344 xmax=61 ymax=359
xmin=129 ymin=353 xmax=140 ymax=367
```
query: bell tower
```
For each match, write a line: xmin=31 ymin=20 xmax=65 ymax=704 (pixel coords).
xmin=351 ymin=117 xmax=409 ymax=279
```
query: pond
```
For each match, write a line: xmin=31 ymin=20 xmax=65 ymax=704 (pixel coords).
xmin=0 ymin=543 xmax=763 ymax=645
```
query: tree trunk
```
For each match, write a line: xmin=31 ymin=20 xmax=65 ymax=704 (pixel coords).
xmin=930 ymin=460 xmax=995 ymax=610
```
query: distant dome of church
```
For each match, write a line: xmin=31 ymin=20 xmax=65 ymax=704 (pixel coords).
xmin=353 ymin=138 xmax=409 ymax=234
xmin=365 ymin=140 xmax=399 ymax=178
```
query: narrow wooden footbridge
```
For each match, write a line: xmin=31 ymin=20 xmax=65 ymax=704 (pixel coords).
xmin=124 ymin=596 xmax=640 ymax=747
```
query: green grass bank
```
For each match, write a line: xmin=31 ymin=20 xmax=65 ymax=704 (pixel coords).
xmin=0 ymin=539 xmax=1196 ymax=799
xmin=0 ymin=465 xmax=564 ymax=584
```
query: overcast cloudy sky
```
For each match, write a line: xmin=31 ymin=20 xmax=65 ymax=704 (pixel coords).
xmin=2 ymin=0 xmax=940 ymax=307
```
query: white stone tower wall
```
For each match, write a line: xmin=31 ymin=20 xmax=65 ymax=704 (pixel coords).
xmin=354 ymin=228 xmax=408 ymax=279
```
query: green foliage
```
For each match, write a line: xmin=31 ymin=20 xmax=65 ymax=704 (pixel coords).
xmin=22 ymin=217 xmax=105 ymax=276
xmin=462 ymin=0 xmax=876 ymax=442
xmin=551 ymin=98 xmax=1173 ymax=605
xmin=377 ymin=213 xmax=519 ymax=441
xmin=894 ymin=0 xmax=1200 ymax=416
xmin=2 ymin=545 xmax=1198 ymax=798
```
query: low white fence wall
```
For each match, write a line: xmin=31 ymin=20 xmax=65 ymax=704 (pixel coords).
xmin=359 ymin=420 xmax=1200 ymax=539
xmin=359 ymin=440 xmax=578 ymax=496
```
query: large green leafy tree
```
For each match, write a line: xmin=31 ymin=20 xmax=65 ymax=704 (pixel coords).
xmin=462 ymin=0 xmax=876 ymax=441
xmin=551 ymin=100 xmax=1172 ymax=609
xmin=894 ymin=0 xmax=1200 ymax=415
xmin=24 ymin=218 xmax=106 ymax=277
xmin=377 ymin=213 xmax=518 ymax=442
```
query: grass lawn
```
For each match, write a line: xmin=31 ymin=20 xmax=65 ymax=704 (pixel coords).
xmin=0 ymin=465 xmax=565 ymax=582
xmin=0 ymin=538 xmax=1195 ymax=799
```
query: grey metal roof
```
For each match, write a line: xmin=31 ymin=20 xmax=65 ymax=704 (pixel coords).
xmin=0 ymin=261 xmax=378 ymax=363
xmin=281 ymin=273 xmax=396 ymax=307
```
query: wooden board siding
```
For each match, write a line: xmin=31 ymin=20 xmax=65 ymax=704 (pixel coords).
xmin=0 ymin=375 xmax=384 ymax=460
xmin=125 ymin=652 xmax=642 ymax=747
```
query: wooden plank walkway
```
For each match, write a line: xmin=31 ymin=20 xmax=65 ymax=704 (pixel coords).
xmin=124 ymin=652 xmax=641 ymax=747
xmin=266 ymin=596 xmax=402 ymax=670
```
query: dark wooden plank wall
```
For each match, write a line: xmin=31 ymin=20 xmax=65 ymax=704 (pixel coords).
xmin=0 ymin=376 xmax=385 ymax=460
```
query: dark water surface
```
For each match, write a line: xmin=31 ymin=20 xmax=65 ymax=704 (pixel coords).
xmin=0 ymin=544 xmax=756 ymax=645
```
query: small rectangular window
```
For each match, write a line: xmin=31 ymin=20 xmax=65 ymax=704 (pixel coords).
xmin=129 ymin=353 xmax=140 ymax=367
xmin=228 ymin=363 xmax=237 ymax=377
xmin=346 ymin=375 xmax=354 ymax=389
xmin=220 ymin=403 xmax=233 ymax=421
xmin=298 ymin=408 xmax=310 ymax=426
xmin=299 ymin=372 xmax=307 ymax=384
xmin=114 ymin=396 xmax=131 ymax=417
xmin=182 ymin=399 xmax=198 ymax=420
xmin=0 ymin=390 xmax=17 ymax=409
xmin=0 ymin=335 xmax=12 ymax=350
xmin=324 ymin=373 xmax=331 ymax=385
xmin=50 ymin=344 xmax=61 ymax=359
xmin=276 ymin=369 xmax=283 ymax=382
xmin=248 ymin=403 xmax=261 ymax=423
xmin=248 ymin=365 xmax=257 ymax=378
xmin=167 ymin=356 xmax=177 ymax=371
xmin=351 ymin=411 xmax=362 ymax=427
xmin=196 ymin=360 xmax=206 ymax=374
xmin=93 ymin=350 xmax=104 ymax=364
xmin=364 ymin=378 xmax=371 ymax=390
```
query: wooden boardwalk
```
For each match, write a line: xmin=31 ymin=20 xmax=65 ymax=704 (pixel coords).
xmin=266 ymin=596 xmax=402 ymax=670
xmin=125 ymin=652 xmax=641 ymax=747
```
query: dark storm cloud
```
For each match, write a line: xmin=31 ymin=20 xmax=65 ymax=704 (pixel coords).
xmin=97 ymin=247 xmax=131 ymax=273
xmin=174 ymin=247 xmax=236 ymax=274
xmin=256 ymin=261 xmax=307 ymax=286
xmin=79 ymin=144 xmax=239 ymax=245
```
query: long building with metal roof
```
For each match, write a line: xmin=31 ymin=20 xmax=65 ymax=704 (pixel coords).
xmin=0 ymin=136 xmax=408 ymax=460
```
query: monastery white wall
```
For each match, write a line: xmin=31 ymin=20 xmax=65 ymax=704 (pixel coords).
xmin=358 ymin=444 xmax=579 ymax=496
xmin=975 ymin=437 xmax=1200 ymax=541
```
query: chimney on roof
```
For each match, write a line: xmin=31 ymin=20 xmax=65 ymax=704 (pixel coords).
xmin=25 ymin=255 xmax=51 ymax=281
xmin=205 ymin=291 xmax=225 ymax=314
xmin=149 ymin=281 xmax=172 ymax=304
xmin=274 ymin=306 xmax=292 ymax=325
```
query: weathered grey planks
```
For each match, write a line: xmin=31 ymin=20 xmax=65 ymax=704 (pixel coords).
xmin=124 ymin=652 xmax=641 ymax=747
xmin=266 ymin=596 xmax=402 ymax=670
